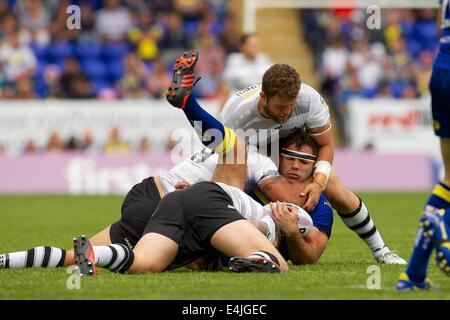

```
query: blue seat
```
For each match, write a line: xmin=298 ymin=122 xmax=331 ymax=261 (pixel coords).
xmin=82 ymin=59 xmax=106 ymax=80
xmin=102 ymin=42 xmax=129 ymax=60
xmin=406 ymin=39 xmax=422 ymax=59
xmin=76 ymin=41 xmax=102 ymax=60
xmin=183 ymin=21 xmax=199 ymax=36
xmin=48 ymin=41 xmax=74 ymax=62
xmin=92 ymin=78 xmax=112 ymax=94
xmin=390 ymin=83 xmax=406 ymax=98
xmin=105 ymin=59 xmax=124 ymax=81
xmin=29 ymin=43 xmax=48 ymax=63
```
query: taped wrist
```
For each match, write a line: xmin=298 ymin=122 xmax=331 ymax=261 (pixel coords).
xmin=313 ymin=160 xmax=331 ymax=190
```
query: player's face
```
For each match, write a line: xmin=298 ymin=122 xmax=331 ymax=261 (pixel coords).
xmin=279 ymin=143 xmax=315 ymax=183
xmin=261 ymin=94 xmax=296 ymax=124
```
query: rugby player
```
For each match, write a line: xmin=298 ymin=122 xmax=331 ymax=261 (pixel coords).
xmin=0 ymin=129 xmax=331 ymax=272
xmin=166 ymin=50 xmax=406 ymax=265
xmin=397 ymin=1 xmax=450 ymax=290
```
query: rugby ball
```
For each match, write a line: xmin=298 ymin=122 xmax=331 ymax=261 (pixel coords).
xmin=287 ymin=203 xmax=314 ymax=236
xmin=263 ymin=203 xmax=313 ymax=236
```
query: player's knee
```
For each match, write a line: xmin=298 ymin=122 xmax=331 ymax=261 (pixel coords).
xmin=127 ymin=252 xmax=165 ymax=274
xmin=279 ymin=260 xmax=289 ymax=272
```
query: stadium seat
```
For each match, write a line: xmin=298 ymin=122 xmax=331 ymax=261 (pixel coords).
xmin=29 ymin=43 xmax=48 ymax=63
xmin=48 ymin=42 xmax=75 ymax=62
xmin=102 ymin=42 xmax=129 ymax=61
xmin=92 ymin=78 xmax=112 ymax=94
xmin=76 ymin=41 xmax=102 ymax=60
xmin=406 ymin=39 xmax=422 ymax=59
xmin=106 ymin=59 xmax=124 ymax=81
xmin=82 ymin=59 xmax=107 ymax=80
xmin=183 ymin=21 xmax=199 ymax=36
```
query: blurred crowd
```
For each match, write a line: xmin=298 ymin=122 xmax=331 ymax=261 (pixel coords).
xmin=301 ymin=9 xmax=439 ymax=141
xmin=0 ymin=0 xmax=272 ymax=102
xmin=0 ymin=0 xmax=274 ymax=155
xmin=14 ymin=126 xmax=181 ymax=155
xmin=2 ymin=2 xmax=439 ymax=154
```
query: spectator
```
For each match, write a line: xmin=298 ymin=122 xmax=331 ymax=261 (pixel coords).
xmin=174 ymin=0 xmax=204 ymax=22
xmin=80 ymin=130 xmax=97 ymax=153
xmin=165 ymin=135 xmax=178 ymax=152
xmin=127 ymin=9 xmax=163 ymax=61
xmin=193 ymin=31 xmax=225 ymax=99
xmin=222 ymin=33 xmax=272 ymax=94
xmin=413 ymin=50 xmax=434 ymax=97
xmin=46 ymin=130 xmax=64 ymax=153
xmin=320 ymin=35 xmax=349 ymax=83
xmin=0 ymin=31 xmax=37 ymax=84
xmin=60 ymin=58 xmax=93 ymax=99
xmin=18 ymin=0 xmax=49 ymax=28
xmin=24 ymin=138 xmax=38 ymax=154
xmin=118 ymin=53 xmax=149 ymax=99
xmin=15 ymin=78 xmax=35 ymax=99
xmin=146 ymin=56 xmax=170 ymax=99
xmin=138 ymin=137 xmax=152 ymax=154
xmin=158 ymin=11 xmax=192 ymax=63
xmin=77 ymin=2 xmax=98 ymax=42
xmin=96 ymin=0 xmax=132 ymax=42
xmin=64 ymin=136 xmax=80 ymax=151
xmin=42 ymin=64 xmax=62 ymax=98
xmin=49 ymin=0 xmax=79 ymax=42
xmin=104 ymin=126 xmax=130 ymax=154
xmin=217 ymin=12 xmax=241 ymax=54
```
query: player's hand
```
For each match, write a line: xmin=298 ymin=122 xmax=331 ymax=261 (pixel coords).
xmin=270 ymin=201 xmax=298 ymax=236
xmin=300 ymin=181 xmax=322 ymax=211
xmin=175 ymin=180 xmax=190 ymax=190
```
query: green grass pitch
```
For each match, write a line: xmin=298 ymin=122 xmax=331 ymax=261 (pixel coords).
xmin=0 ymin=193 xmax=449 ymax=300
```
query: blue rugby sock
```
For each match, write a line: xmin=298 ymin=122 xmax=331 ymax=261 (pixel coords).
xmin=183 ymin=95 xmax=236 ymax=154
xmin=406 ymin=182 xmax=450 ymax=282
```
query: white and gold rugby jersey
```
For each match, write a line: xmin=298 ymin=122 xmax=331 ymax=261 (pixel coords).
xmin=220 ymin=83 xmax=330 ymax=146
xmin=159 ymin=148 xmax=279 ymax=194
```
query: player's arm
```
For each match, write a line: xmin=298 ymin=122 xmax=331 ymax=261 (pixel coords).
xmin=302 ymin=120 xmax=334 ymax=211
xmin=270 ymin=202 xmax=328 ymax=264
xmin=259 ymin=176 xmax=306 ymax=207
xmin=285 ymin=227 xmax=328 ymax=265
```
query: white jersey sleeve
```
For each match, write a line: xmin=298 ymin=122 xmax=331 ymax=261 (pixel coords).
xmin=216 ymin=182 xmax=276 ymax=242
xmin=247 ymin=151 xmax=280 ymax=186
xmin=300 ymin=84 xmax=331 ymax=130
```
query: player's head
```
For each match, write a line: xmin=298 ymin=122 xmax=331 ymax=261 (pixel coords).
xmin=260 ymin=64 xmax=301 ymax=124
xmin=278 ymin=129 xmax=318 ymax=183
xmin=240 ymin=33 xmax=261 ymax=60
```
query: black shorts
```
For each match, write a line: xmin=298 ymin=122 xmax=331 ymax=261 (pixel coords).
xmin=109 ymin=177 xmax=161 ymax=248
xmin=143 ymin=181 xmax=244 ymax=270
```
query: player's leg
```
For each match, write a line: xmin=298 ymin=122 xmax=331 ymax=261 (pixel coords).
xmin=324 ymin=169 xmax=406 ymax=264
xmin=2 ymin=177 xmax=164 ymax=270
xmin=75 ymin=191 xmax=185 ymax=275
xmin=210 ymin=219 xmax=288 ymax=273
xmin=64 ymin=226 xmax=113 ymax=266
xmin=441 ymin=138 xmax=450 ymax=186
xmin=166 ymin=50 xmax=238 ymax=155
xmin=397 ymin=67 xmax=450 ymax=289
xmin=0 ymin=226 xmax=113 ymax=270
xmin=126 ymin=233 xmax=179 ymax=274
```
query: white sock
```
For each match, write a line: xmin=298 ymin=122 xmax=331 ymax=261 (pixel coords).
xmin=92 ymin=244 xmax=133 ymax=273
xmin=338 ymin=200 xmax=387 ymax=257
xmin=0 ymin=246 xmax=65 ymax=268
